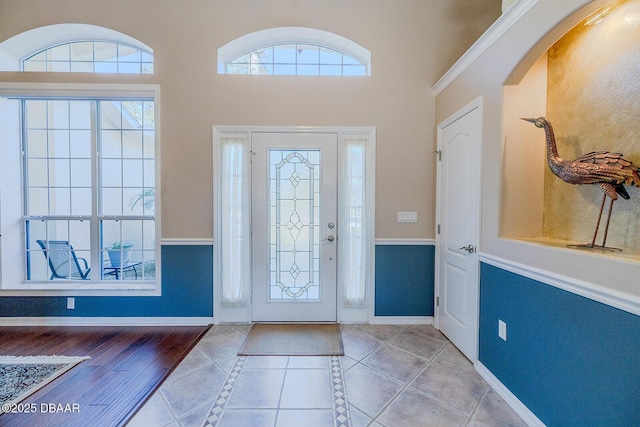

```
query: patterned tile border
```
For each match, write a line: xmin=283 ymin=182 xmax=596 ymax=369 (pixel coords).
xmin=330 ymin=356 xmax=351 ymax=427
xmin=201 ymin=355 xmax=351 ymax=427
xmin=202 ymin=356 xmax=247 ymax=427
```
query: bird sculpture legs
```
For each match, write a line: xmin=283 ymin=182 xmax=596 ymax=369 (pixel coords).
xmin=568 ymin=194 xmax=621 ymax=251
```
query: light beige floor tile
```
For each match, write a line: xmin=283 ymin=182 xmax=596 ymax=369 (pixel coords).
xmin=177 ymin=402 xmax=218 ymax=427
xmin=348 ymin=405 xmax=372 ymax=427
xmin=160 ymin=363 xmax=227 ymax=418
xmin=341 ymin=329 xmax=383 ymax=361
xmin=287 ymin=355 xmax=330 ymax=369
xmin=167 ymin=346 xmax=213 ymax=379
xmin=197 ymin=329 xmax=247 ymax=360
xmin=127 ymin=392 xmax=174 ymax=427
xmin=218 ymin=409 xmax=277 ymax=427
xmin=226 ymin=368 xmax=286 ymax=409
xmin=280 ymin=369 xmax=333 ymax=409
xmin=377 ymin=388 xmax=469 ymax=427
xmin=275 ymin=409 xmax=334 ymax=427
xmin=343 ymin=363 xmax=402 ymax=417
xmin=362 ymin=344 xmax=427 ymax=383
xmin=389 ymin=329 xmax=447 ymax=360
xmin=141 ymin=324 xmax=528 ymax=427
xmin=244 ymin=355 xmax=289 ymax=369
xmin=469 ymin=388 xmax=529 ymax=427
xmin=432 ymin=343 xmax=476 ymax=373
xmin=410 ymin=362 xmax=486 ymax=416
xmin=347 ymin=324 xmax=407 ymax=342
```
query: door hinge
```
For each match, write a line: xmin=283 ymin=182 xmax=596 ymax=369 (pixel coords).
xmin=436 ymin=296 xmax=440 ymax=307
xmin=437 ymin=224 xmax=440 ymax=234
xmin=435 ymin=150 xmax=442 ymax=161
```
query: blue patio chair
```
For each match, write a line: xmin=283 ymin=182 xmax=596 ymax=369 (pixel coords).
xmin=36 ymin=240 xmax=91 ymax=280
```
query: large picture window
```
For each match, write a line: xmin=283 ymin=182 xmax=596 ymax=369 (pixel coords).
xmin=23 ymin=98 xmax=156 ymax=284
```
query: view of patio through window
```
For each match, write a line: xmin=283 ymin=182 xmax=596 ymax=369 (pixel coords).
xmin=23 ymin=99 xmax=156 ymax=282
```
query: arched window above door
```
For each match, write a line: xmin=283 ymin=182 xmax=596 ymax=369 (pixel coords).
xmin=0 ymin=24 xmax=153 ymax=73
xmin=23 ymin=40 xmax=153 ymax=73
xmin=218 ymin=27 xmax=370 ymax=76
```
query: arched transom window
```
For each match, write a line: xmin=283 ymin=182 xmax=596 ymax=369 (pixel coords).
xmin=23 ymin=40 xmax=153 ymax=74
xmin=219 ymin=27 xmax=371 ymax=76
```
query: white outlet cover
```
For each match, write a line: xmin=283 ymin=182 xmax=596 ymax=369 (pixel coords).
xmin=67 ymin=297 xmax=75 ymax=310
xmin=498 ymin=319 xmax=507 ymax=341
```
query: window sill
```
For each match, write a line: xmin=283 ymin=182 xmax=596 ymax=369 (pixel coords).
xmin=0 ymin=281 xmax=159 ymax=297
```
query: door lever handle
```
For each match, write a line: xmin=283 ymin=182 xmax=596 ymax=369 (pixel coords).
xmin=322 ymin=235 xmax=335 ymax=242
xmin=458 ymin=244 xmax=475 ymax=254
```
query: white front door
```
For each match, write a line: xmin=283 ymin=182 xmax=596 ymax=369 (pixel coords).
xmin=436 ymin=99 xmax=482 ymax=362
xmin=251 ymin=132 xmax=338 ymax=322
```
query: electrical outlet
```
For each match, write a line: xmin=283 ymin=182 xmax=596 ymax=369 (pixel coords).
xmin=67 ymin=297 xmax=75 ymax=310
xmin=498 ymin=319 xmax=507 ymax=341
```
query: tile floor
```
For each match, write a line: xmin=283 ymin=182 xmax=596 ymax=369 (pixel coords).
xmin=128 ymin=324 xmax=528 ymax=427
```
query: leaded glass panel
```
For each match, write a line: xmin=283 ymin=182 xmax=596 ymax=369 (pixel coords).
xmin=269 ymin=149 xmax=321 ymax=300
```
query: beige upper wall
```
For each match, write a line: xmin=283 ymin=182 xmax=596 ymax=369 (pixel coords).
xmin=0 ymin=0 xmax=500 ymax=239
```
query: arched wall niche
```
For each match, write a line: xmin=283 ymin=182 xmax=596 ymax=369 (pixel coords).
xmin=501 ymin=0 xmax=640 ymax=257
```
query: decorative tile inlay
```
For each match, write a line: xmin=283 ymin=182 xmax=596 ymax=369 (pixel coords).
xmin=331 ymin=356 xmax=352 ymax=427
xmin=201 ymin=355 xmax=351 ymax=427
xmin=202 ymin=356 xmax=246 ymax=427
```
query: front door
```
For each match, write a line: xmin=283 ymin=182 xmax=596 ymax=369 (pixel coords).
xmin=436 ymin=99 xmax=482 ymax=362
xmin=251 ymin=132 xmax=337 ymax=322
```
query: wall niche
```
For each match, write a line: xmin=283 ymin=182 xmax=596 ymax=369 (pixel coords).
xmin=501 ymin=0 xmax=640 ymax=257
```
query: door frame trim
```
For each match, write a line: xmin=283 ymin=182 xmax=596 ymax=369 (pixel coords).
xmin=212 ymin=125 xmax=376 ymax=324
xmin=434 ymin=96 xmax=484 ymax=360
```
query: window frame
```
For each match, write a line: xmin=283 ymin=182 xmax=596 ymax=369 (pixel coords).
xmin=218 ymin=27 xmax=371 ymax=76
xmin=0 ymin=82 xmax=161 ymax=296
xmin=212 ymin=126 xmax=375 ymax=323
xmin=22 ymin=40 xmax=154 ymax=74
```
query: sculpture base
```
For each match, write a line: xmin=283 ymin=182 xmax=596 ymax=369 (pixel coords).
xmin=567 ymin=243 xmax=622 ymax=252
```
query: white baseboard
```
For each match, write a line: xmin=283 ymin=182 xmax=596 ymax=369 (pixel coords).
xmin=370 ymin=316 xmax=433 ymax=325
xmin=0 ymin=317 xmax=214 ymax=326
xmin=475 ymin=361 xmax=545 ymax=427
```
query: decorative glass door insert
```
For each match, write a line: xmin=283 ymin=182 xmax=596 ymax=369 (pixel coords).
xmin=269 ymin=149 xmax=321 ymax=300
xmin=252 ymin=132 xmax=337 ymax=322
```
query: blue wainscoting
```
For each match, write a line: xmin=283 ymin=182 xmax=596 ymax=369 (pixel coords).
xmin=0 ymin=245 xmax=213 ymax=317
xmin=479 ymin=262 xmax=640 ymax=426
xmin=374 ymin=244 xmax=434 ymax=316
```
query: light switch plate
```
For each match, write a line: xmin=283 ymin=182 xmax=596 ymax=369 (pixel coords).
xmin=397 ymin=211 xmax=417 ymax=223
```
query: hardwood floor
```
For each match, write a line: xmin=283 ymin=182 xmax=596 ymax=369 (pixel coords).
xmin=0 ymin=325 xmax=210 ymax=427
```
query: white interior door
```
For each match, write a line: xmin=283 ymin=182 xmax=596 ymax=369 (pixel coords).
xmin=436 ymin=99 xmax=482 ymax=362
xmin=251 ymin=132 xmax=337 ymax=322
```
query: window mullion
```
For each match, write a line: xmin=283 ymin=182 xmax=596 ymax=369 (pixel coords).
xmin=90 ymin=100 xmax=100 ymax=280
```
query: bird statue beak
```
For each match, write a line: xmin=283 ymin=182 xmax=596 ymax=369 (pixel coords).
xmin=520 ymin=118 xmax=536 ymax=123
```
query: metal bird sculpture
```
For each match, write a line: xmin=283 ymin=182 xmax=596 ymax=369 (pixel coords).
xmin=522 ymin=117 xmax=640 ymax=250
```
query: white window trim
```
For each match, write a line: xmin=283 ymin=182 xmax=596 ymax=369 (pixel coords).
xmin=0 ymin=24 xmax=153 ymax=72
xmin=0 ymin=82 xmax=161 ymax=296
xmin=217 ymin=27 xmax=371 ymax=76
xmin=212 ymin=125 xmax=375 ymax=324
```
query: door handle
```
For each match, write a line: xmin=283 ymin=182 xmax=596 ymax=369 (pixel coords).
xmin=458 ymin=244 xmax=475 ymax=254
xmin=323 ymin=235 xmax=335 ymax=242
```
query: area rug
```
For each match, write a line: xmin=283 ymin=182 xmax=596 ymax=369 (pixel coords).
xmin=238 ymin=323 xmax=344 ymax=356
xmin=0 ymin=355 xmax=90 ymax=413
